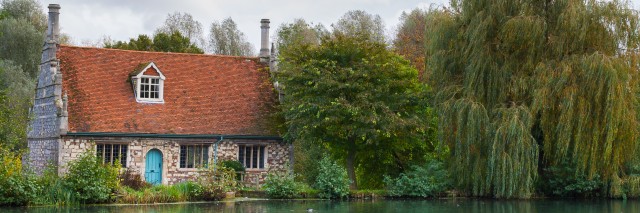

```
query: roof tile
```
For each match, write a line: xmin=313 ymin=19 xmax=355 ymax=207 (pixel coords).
xmin=59 ymin=45 xmax=278 ymax=135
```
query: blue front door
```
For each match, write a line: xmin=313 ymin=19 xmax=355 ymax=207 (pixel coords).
xmin=145 ymin=149 xmax=163 ymax=185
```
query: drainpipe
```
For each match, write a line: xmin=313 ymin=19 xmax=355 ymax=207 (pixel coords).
xmin=213 ymin=135 xmax=224 ymax=171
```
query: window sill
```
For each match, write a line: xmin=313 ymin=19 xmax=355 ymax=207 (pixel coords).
xmin=245 ymin=168 xmax=267 ymax=172
xmin=135 ymin=98 xmax=164 ymax=104
xmin=177 ymin=168 xmax=201 ymax=172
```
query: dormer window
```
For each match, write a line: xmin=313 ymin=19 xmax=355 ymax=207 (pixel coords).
xmin=131 ymin=62 xmax=165 ymax=103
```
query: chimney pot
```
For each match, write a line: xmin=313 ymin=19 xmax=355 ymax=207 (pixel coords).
xmin=260 ymin=19 xmax=270 ymax=59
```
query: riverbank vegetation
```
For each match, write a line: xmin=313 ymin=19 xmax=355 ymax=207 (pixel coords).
xmin=3 ymin=0 xmax=640 ymax=206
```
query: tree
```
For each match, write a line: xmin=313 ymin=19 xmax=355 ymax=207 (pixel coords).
xmin=104 ymin=31 xmax=204 ymax=54
xmin=428 ymin=0 xmax=639 ymax=198
xmin=0 ymin=0 xmax=45 ymax=31
xmin=393 ymin=8 xmax=428 ymax=80
xmin=156 ymin=12 xmax=205 ymax=49
xmin=332 ymin=10 xmax=386 ymax=43
xmin=0 ymin=60 xmax=34 ymax=152
xmin=0 ymin=0 xmax=46 ymax=78
xmin=208 ymin=17 xmax=254 ymax=56
xmin=279 ymin=34 xmax=431 ymax=189
xmin=274 ymin=19 xmax=327 ymax=57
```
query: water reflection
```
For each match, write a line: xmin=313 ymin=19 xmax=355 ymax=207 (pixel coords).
xmin=3 ymin=199 xmax=640 ymax=213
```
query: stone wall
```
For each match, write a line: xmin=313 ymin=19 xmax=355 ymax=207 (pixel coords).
xmin=58 ymin=136 xmax=291 ymax=186
xmin=25 ymin=138 xmax=59 ymax=173
xmin=26 ymin=5 xmax=67 ymax=175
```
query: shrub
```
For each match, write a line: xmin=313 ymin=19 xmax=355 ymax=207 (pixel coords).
xmin=196 ymin=164 xmax=237 ymax=200
xmin=118 ymin=168 xmax=151 ymax=190
xmin=314 ymin=155 xmax=350 ymax=199
xmin=542 ymin=161 xmax=603 ymax=197
xmin=263 ymin=171 xmax=304 ymax=199
xmin=174 ymin=181 xmax=204 ymax=200
xmin=35 ymin=164 xmax=77 ymax=206
xmin=62 ymin=152 xmax=120 ymax=203
xmin=0 ymin=148 xmax=38 ymax=206
xmin=384 ymin=159 xmax=451 ymax=197
xmin=220 ymin=160 xmax=245 ymax=172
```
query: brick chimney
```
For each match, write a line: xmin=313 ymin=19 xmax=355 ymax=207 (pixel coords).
xmin=259 ymin=19 xmax=270 ymax=61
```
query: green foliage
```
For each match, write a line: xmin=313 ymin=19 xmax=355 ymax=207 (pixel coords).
xmin=0 ymin=146 xmax=38 ymax=206
xmin=0 ymin=17 xmax=43 ymax=78
xmin=428 ymin=0 xmax=640 ymax=198
xmin=62 ymin=152 xmax=120 ymax=203
xmin=0 ymin=0 xmax=46 ymax=31
xmin=117 ymin=182 xmax=201 ymax=204
xmin=293 ymin=138 xmax=326 ymax=186
xmin=384 ymin=159 xmax=451 ymax=198
xmin=314 ymin=156 xmax=350 ymax=199
xmin=105 ymin=31 xmax=204 ymax=54
xmin=275 ymin=19 xmax=327 ymax=58
xmin=542 ymin=161 xmax=603 ymax=197
xmin=279 ymin=30 xmax=432 ymax=189
xmin=263 ymin=171 xmax=305 ymax=199
xmin=220 ymin=160 xmax=245 ymax=172
xmin=0 ymin=60 xmax=33 ymax=152
xmin=333 ymin=10 xmax=386 ymax=43
xmin=35 ymin=164 xmax=77 ymax=206
xmin=196 ymin=164 xmax=237 ymax=200
xmin=155 ymin=12 xmax=205 ymax=49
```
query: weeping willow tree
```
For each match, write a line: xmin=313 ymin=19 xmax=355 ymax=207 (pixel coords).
xmin=428 ymin=0 xmax=640 ymax=198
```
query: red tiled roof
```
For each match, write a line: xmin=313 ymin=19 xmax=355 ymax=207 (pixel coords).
xmin=59 ymin=45 xmax=279 ymax=135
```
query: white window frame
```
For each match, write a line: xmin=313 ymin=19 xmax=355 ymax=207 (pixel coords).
xmin=132 ymin=62 xmax=165 ymax=103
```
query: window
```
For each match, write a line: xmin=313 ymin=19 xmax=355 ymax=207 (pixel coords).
xmin=96 ymin=143 xmax=128 ymax=167
xmin=238 ymin=145 xmax=266 ymax=169
xmin=131 ymin=62 xmax=165 ymax=103
xmin=180 ymin=144 xmax=209 ymax=168
xmin=139 ymin=77 xmax=160 ymax=99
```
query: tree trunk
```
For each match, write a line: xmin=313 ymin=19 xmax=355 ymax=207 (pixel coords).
xmin=346 ymin=139 xmax=358 ymax=190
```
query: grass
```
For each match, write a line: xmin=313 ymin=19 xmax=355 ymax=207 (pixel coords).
xmin=117 ymin=182 xmax=201 ymax=204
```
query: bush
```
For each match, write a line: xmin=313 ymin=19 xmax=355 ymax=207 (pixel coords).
xmin=220 ymin=160 xmax=245 ymax=172
xmin=118 ymin=168 xmax=151 ymax=190
xmin=314 ymin=155 xmax=350 ymax=199
xmin=0 ymin=148 xmax=38 ymax=206
xmin=62 ymin=152 xmax=120 ymax=203
xmin=263 ymin=171 xmax=305 ymax=199
xmin=196 ymin=164 xmax=237 ymax=200
xmin=542 ymin=161 xmax=603 ymax=197
xmin=35 ymin=164 xmax=76 ymax=206
xmin=384 ymin=159 xmax=451 ymax=197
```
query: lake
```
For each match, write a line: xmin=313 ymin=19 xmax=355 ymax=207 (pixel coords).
xmin=2 ymin=198 xmax=640 ymax=213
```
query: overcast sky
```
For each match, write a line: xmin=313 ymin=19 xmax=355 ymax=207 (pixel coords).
xmin=43 ymin=0 xmax=640 ymax=53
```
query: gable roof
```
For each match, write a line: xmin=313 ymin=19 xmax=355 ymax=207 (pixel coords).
xmin=58 ymin=45 xmax=279 ymax=136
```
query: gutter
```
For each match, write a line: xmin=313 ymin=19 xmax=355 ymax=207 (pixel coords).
xmin=64 ymin=132 xmax=283 ymax=141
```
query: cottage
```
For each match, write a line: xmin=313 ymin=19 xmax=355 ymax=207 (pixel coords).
xmin=26 ymin=4 xmax=291 ymax=185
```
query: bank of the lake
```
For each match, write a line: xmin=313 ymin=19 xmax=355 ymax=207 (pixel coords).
xmin=2 ymin=198 xmax=640 ymax=213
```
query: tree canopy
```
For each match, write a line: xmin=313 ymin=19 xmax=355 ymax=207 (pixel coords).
xmin=278 ymin=33 xmax=433 ymax=189
xmin=104 ymin=31 xmax=204 ymax=54
xmin=428 ymin=0 xmax=640 ymax=198
xmin=208 ymin=17 xmax=254 ymax=56
xmin=332 ymin=10 xmax=386 ymax=43
xmin=393 ymin=8 xmax=428 ymax=80
xmin=155 ymin=12 xmax=205 ymax=49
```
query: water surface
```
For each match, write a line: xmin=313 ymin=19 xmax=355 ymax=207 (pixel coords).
xmin=3 ymin=199 xmax=640 ymax=213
